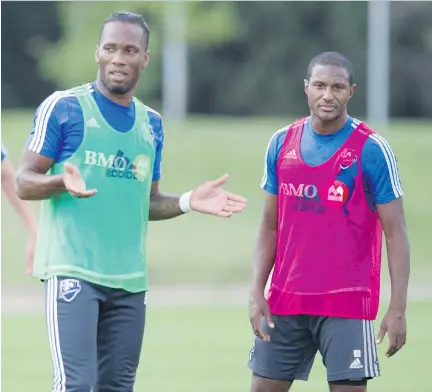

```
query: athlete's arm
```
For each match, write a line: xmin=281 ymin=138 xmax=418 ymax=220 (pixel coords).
xmin=16 ymin=94 xmax=71 ymax=200
xmin=249 ymin=130 xmax=283 ymax=341
xmin=251 ymin=128 xmax=284 ymax=293
xmin=1 ymin=157 xmax=38 ymax=233
xmin=363 ymin=136 xmax=410 ymax=311
xmin=147 ymin=114 xmax=184 ymax=220
xmin=16 ymin=152 xmax=66 ymax=200
xmin=363 ymin=135 xmax=409 ymax=356
xmin=148 ymin=116 xmax=246 ymax=220
xmin=377 ymin=198 xmax=410 ymax=313
xmin=250 ymin=192 xmax=278 ymax=296
xmin=149 ymin=181 xmax=184 ymax=221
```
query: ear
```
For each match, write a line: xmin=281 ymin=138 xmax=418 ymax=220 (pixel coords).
xmin=95 ymin=46 xmax=100 ymax=64
xmin=348 ymin=83 xmax=357 ymax=100
xmin=142 ymin=51 xmax=151 ymax=70
xmin=304 ymin=79 xmax=309 ymax=96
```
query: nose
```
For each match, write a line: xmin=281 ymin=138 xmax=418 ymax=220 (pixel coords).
xmin=322 ymin=86 xmax=334 ymax=101
xmin=111 ymin=50 xmax=127 ymax=65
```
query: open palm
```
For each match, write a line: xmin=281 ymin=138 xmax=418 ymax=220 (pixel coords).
xmin=63 ymin=163 xmax=97 ymax=198
xmin=190 ymin=174 xmax=247 ymax=217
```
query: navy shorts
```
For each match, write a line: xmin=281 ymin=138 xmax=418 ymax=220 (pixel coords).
xmin=248 ymin=314 xmax=380 ymax=382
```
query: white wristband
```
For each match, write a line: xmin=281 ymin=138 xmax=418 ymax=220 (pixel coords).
xmin=179 ymin=190 xmax=193 ymax=213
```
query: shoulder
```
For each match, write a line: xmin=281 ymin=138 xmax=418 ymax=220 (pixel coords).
xmin=270 ymin=117 xmax=308 ymax=143
xmin=350 ymin=118 xmax=396 ymax=159
xmin=135 ymin=100 xmax=163 ymax=129
xmin=34 ymin=89 xmax=80 ymax=120
xmin=135 ymin=103 xmax=164 ymax=147
xmin=361 ymin=129 xmax=398 ymax=163
xmin=144 ymin=105 xmax=163 ymax=127
xmin=358 ymin=126 xmax=403 ymax=200
xmin=264 ymin=120 xmax=303 ymax=159
xmin=267 ymin=125 xmax=290 ymax=147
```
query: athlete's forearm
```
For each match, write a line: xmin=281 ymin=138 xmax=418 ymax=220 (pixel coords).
xmin=2 ymin=176 xmax=38 ymax=232
xmin=251 ymin=224 xmax=277 ymax=295
xmin=16 ymin=169 xmax=66 ymax=201
xmin=149 ymin=191 xmax=185 ymax=221
xmin=386 ymin=229 xmax=410 ymax=313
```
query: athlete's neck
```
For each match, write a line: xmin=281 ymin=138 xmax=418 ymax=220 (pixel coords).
xmin=310 ymin=112 xmax=349 ymax=135
xmin=96 ymin=79 xmax=134 ymax=107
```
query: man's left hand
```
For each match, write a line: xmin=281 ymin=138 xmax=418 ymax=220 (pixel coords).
xmin=190 ymin=174 xmax=247 ymax=218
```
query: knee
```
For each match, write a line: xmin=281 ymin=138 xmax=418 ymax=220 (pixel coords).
xmin=61 ymin=380 xmax=94 ymax=392
xmin=96 ymin=373 xmax=135 ymax=392
xmin=53 ymin=374 xmax=94 ymax=392
xmin=250 ymin=373 xmax=292 ymax=392
xmin=329 ymin=378 xmax=368 ymax=391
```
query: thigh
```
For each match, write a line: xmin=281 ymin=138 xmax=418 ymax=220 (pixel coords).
xmin=95 ymin=290 xmax=147 ymax=392
xmin=313 ymin=317 xmax=380 ymax=383
xmin=248 ymin=315 xmax=317 ymax=382
xmin=45 ymin=276 xmax=100 ymax=392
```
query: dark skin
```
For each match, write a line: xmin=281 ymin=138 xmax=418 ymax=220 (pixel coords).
xmin=15 ymin=21 xmax=247 ymax=219
xmin=249 ymin=64 xmax=410 ymax=392
xmin=304 ymin=64 xmax=356 ymax=135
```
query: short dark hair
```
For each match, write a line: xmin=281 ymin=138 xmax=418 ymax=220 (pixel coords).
xmin=100 ymin=11 xmax=150 ymax=49
xmin=306 ymin=52 xmax=354 ymax=85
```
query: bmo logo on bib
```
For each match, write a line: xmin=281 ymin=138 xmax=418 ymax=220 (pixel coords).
xmin=279 ymin=183 xmax=318 ymax=199
xmin=328 ymin=181 xmax=349 ymax=203
xmin=84 ymin=150 xmax=151 ymax=182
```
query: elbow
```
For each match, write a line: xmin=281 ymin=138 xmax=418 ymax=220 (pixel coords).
xmin=14 ymin=171 xmax=30 ymax=200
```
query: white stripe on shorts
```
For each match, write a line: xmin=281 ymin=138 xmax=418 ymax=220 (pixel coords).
xmin=47 ymin=277 xmax=66 ymax=391
xmin=362 ymin=319 xmax=380 ymax=378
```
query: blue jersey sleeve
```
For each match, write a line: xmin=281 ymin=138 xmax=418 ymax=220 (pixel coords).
xmin=148 ymin=110 xmax=164 ymax=181
xmin=362 ymin=134 xmax=403 ymax=204
xmin=1 ymin=142 xmax=7 ymax=162
xmin=259 ymin=128 xmax=288 ymax=195
xmin=26 ymin=92 xmax=71 ymax=160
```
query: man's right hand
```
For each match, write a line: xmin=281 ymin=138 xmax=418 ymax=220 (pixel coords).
xmin=249 ymin=291 xmax=274 ymax=342
xmin=63 ymin=163 xmax=97 ymax=198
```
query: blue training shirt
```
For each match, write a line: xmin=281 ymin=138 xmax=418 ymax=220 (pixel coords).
xmin=25 ymin=82 xmax=164 ymax=181
xmin=260 ymin=116 xmax=403 ymax=209
xmin=1 ymin=142 xmax=7 ymax=162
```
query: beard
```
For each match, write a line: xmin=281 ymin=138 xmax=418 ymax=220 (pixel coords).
xmin=108 ymin=84 xmax=130 ymax=95
xmin=100 ymin=74 xmax=134 ymax=95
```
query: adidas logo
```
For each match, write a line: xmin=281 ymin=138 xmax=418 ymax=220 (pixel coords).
xmin=349 ymin=358 xmax=363 ymax=369
xmin=285 ymin=149 xmax=297 ymax=160
xmin=86 ymin=117 xmax=100 ymax=128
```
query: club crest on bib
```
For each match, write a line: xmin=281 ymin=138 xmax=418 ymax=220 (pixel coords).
xmin=59 ymin=279 xmax=82 ymax=302
xmin=336 ymin=148 xmax=358 ymax=170
xmin=132 ymin=154 xmax=151 ymax=182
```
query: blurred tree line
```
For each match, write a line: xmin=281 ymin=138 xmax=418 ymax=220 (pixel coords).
xmin=2 ymin=1 xmax=432 ymax=118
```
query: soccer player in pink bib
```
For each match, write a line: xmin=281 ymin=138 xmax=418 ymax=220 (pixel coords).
xmin=248 ymin=52 xmax=410 ymax=392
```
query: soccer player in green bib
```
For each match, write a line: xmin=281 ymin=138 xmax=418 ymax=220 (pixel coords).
xmin=15 ymin=12 xmax=247 ymax=392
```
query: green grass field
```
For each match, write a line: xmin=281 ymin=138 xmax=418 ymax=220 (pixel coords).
xmin=2 ymin=303 xmax=431 ymax=391
xmin=1 ymin=111 xmax=431 ymax=391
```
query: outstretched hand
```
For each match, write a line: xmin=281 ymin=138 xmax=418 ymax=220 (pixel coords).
xmin=190 ymin=174 xmax=247 ymax=217
xmin=63 ymin=163 xmax=97 ymax=198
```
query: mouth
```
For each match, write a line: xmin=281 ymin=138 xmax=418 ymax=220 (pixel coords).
xmin=318 ymin=105 xmax=337 ymax=111
xmin=109 ymin=71 xmax=128 ymax=81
